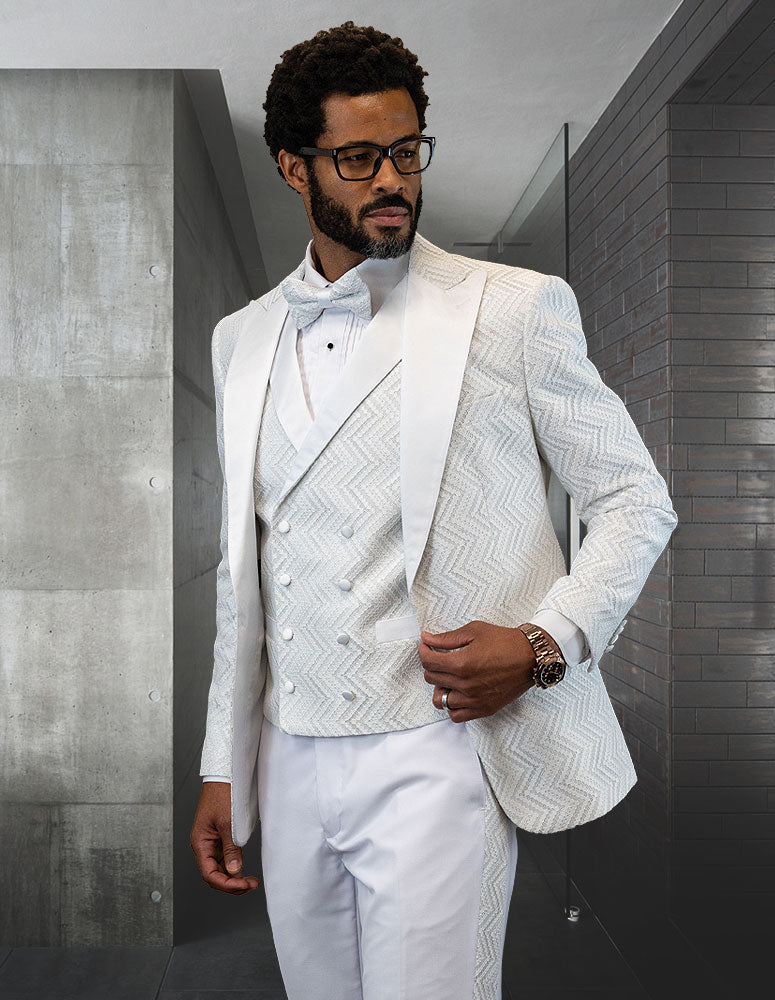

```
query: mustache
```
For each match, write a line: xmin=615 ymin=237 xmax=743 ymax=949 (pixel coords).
xmin=360 ymin=196 xmax=414 ymax=218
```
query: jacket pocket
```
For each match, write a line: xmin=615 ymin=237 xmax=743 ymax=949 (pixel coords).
xmin=374 ymin=613 xmax=421 ymax=644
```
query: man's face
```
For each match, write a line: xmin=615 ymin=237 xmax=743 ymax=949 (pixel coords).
xmin=304 ymin=87 xmax=424 ymax=259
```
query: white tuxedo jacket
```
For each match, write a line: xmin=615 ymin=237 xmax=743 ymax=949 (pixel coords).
xmin=200 ymin=233 xmax=679 ymax=845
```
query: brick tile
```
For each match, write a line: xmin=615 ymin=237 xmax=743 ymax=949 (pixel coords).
xmin=747 ymin=682 xmax=775 ymax=707
xmin=726 ymin=419 xmax=775 ymax=444
xmin=673 ymin=733 xmax=729 ymax=759
xmin=674 ymin=680 xmax=747 ymax=707
xmin=674 ymin=760 xmax=710 ymax=785
xmin=702 ymin=155 xmax=775 ymax=183
xmin=693 ymin=497 xmax=775 ymax=521
xmin=675 ymin=417 xmax=725 ymax=442
xmin=729 ymin=734 xmax=775 ymax=759
xmin=733 ymin=577 xmax=775 ymax=601
xmin=687 ymin=443 xmax=775 ymax=468
xmin=710 ymin=235 xmax=775 ymax=261
xmin=705 ymin=340 xmax=775 ymax=364
xmin=710 ymin=760 xmax=775 ymax=785
xmin=727 ymin=183 xmax=775 ymax=209
xmin=674 ymin=812 xmax=724 ymax=838
xmin=738 ymin=394 xmax=775 ymax=423
xmin=737 ymin=471 xmax=775 ymax=495
xmin=674 ymin=627 xmax=718 ymax=654
xmin=675 ymin=785 xmax=767 ymax=811
xmin=672 ymin=260 xmax=748 ymax=286
xmin=696 ymin=602 xmax=775 ymax=628
xmin=702 ymin=655 xmax=775 ymax=682
xmin=722 ymin=813 xmax=775 ymax=838
xmin=717 ymin=629 xmax=775 ymax=655
xmin=672 ymin=312 xmax=768 ymax=339
xmin=670 ymin=181 xmax=726 ymax=208
xmin=705 ymin=549 xmax=772 ymax=574
xmin=673 ymin=522 xmax=756 ymax=548
xmin=673 ymin=707 xmax=697 ymax=733
xmin=696 ymin=707 xmax=775 ymax=733
xmin=674 ymin=654 xmax=703 ymax=680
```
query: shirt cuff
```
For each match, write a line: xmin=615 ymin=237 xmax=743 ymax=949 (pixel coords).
xmin=528 ymin=609 xmax=589 ymax=666
xmin=202 ymin=775 xmax=231 ymax=783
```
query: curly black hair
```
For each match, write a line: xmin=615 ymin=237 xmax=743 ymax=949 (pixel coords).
xmin=263 ymin=21 xmax=429 ymax=182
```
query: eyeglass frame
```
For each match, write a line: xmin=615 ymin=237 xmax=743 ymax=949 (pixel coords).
xmin=297 ymin=135 xmax=436 ymax=181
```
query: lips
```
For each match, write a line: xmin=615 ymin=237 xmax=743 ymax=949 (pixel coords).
xmin=366 ymin=207 xmax=409 ymax=218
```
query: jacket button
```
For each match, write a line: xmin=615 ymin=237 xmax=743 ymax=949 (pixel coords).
xmin=340 ymin=525 xmax=354 ymax=537
xmin=283 ymin=679 xmax=295 ymax=692
xmin=338 ymin=578 xmax=352 ymax=591
xmin=281 ymin=627 xmax=293 ymax=640
xmin=278 ymin=573 xmax=291 ymax=586
xmin=277 ymin=519 xmax=290 ymax=533
xmin=341 ymin=691 xmax=355 ymax=701
xmin=336 ymin=633 xmax=350 ymax=645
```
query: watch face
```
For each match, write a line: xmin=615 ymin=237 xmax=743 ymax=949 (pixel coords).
xmin=540 ymin=661 xmax=566 ymax=686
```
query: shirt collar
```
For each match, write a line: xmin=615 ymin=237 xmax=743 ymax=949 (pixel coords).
xmin=302 ymin=239 xmax=409 ymax=315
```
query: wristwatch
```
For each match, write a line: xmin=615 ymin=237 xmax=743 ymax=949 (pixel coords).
xmin=517 ymin=622 xmax=567 ymax=688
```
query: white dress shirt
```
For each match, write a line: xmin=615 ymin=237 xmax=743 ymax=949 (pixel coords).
xmin=202 ymin=241 xmax=588 ymax=782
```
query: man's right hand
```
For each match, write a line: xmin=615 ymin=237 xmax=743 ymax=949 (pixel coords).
xmin=190 ymin=781 xmax=260 ymax=894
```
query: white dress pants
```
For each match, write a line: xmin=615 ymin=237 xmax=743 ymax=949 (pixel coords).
xmin=256 ymin=713 xmax=518 ymax=1000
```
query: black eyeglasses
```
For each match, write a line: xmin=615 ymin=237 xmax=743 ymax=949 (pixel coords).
xmin=298 ymin=136 xmax=436 ymax=181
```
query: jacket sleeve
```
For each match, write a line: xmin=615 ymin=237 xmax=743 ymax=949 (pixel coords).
xmin=199 ymin=317 xmax=237 ymax=777
xmin=522 ymin=273 xmax=678 ymax=672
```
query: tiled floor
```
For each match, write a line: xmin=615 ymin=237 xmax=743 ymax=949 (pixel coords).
xmin=0 ymin=832 xmax=732 ymax=999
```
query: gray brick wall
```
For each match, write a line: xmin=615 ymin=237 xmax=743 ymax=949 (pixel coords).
xmin=669 ymin=99 xmax=775 ymax=912
xmin=543 ymin=0 xmax=773 ymax=923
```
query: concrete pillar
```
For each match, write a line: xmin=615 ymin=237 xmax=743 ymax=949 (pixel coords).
xmin=0 ymin=68 xmax=257 ymax=946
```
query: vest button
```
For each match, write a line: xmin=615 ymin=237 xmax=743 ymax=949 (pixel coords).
xmin=337 ymin=578 xmax=352 ymax=591
xmin=283 ymin=679 xmax=295 ymax=693
xmin=341 ymin=691 xmax=356 ymax=701
xmin=336 ymin=633 xmax=350 ymax=645
xmin=340 ymin=525 xmax=354 ymax=537
xmin=278 ymin=573 xmax=291 ymax=586
xmin=277 ymin=519 xmax=290 ymax=533
xmin=281 ymin=627 xmax=293 ymax=640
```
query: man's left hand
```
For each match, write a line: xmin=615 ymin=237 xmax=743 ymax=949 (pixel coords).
xmin=418 ymin=620 xmax=543 ymax=722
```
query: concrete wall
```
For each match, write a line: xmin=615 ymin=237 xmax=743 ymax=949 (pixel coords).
xmin=0 ymin=68 xmax=253 ymax=946
xmin=169 ymin=71 xmax=257 ymax=945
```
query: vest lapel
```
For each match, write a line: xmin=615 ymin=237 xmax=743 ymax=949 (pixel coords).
xmin=273 ymin=273 xmax=408 ymax=506
xmin=269 ymin=311 xmax=313 ymax=451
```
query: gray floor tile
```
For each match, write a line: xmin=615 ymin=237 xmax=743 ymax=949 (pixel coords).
xmin=508 ymin=991 xmax=649 ymax=999
xmin=160 ymin=924 xmax=283 ymax=992
xmin=0 ymin=946 xmax=170 ymax=999
xmin=159 ymin=992 xmax=285 ymax=1000
xmin=503 ymin=873 xmax=645 ymax=993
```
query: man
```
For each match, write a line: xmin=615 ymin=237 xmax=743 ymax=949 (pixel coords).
xmin=190 ymin=21 xmax=678 ymax=1000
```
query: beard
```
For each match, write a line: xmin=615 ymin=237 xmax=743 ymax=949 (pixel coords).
xmin=306 ymin=163 xmax=422 ymax=259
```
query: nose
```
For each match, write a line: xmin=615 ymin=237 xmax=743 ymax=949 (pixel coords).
xmin=371 ymin=153 xmax=405 ymax=193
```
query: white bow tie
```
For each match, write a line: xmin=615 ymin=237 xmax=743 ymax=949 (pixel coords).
xmin=281 ymin=268 xmax=373 ymax=329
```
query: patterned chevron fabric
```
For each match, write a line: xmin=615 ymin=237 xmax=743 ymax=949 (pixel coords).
xmin=254 ymin=370 xmax=452 ymax=735
xmin=199 ymin=232 xmax=678 ymax=833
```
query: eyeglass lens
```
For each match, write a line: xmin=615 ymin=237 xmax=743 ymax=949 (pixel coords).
xmin=337 ymin=139 xmax=432 ymax=179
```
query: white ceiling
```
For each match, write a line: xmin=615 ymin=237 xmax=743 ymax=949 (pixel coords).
xmin=1 ymin=0 xmax=682 ymax=287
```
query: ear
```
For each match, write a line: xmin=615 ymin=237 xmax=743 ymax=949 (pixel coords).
xmin=277 ymin=149 xmax=309 ymax=195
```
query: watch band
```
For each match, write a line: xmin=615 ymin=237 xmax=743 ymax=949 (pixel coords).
xmin=518 ymin=622 xmax=567 ymax=688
